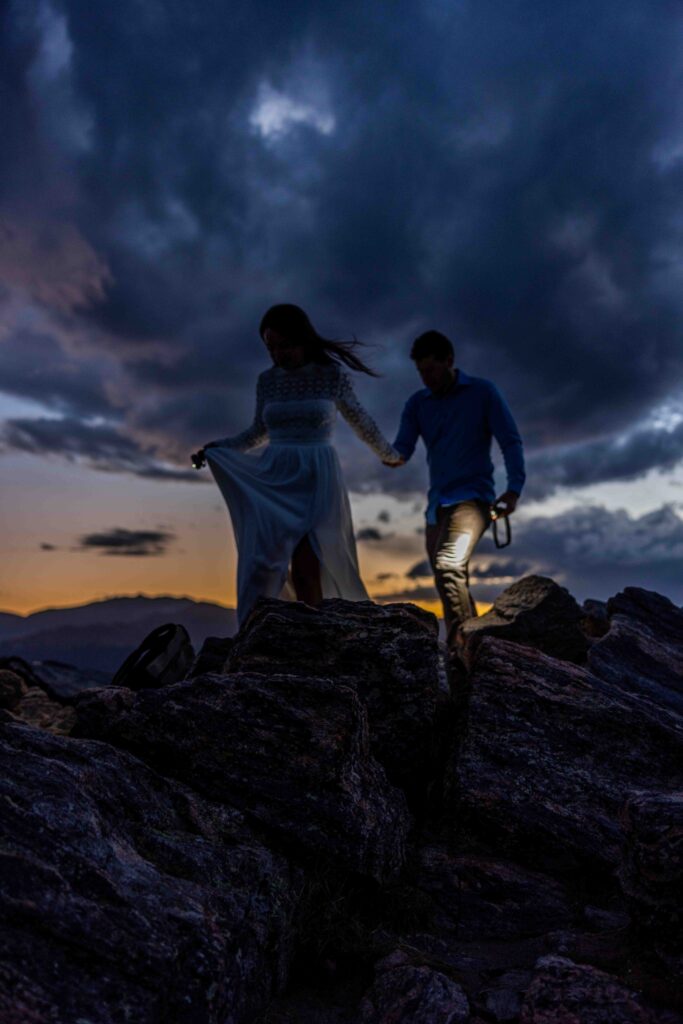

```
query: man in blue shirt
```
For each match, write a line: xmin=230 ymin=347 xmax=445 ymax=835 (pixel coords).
xmin=388 ymin=330 xmax=525 ymax=639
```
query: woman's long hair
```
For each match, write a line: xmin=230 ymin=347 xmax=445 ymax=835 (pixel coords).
xmin=259 ymin=304 xmax=378 ymax=376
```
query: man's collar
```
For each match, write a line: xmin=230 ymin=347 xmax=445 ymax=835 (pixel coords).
xmin=425 ymin=368 xmax=472 ymax=398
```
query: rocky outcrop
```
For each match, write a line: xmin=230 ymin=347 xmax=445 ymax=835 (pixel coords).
xmin=358 ymin=950 xmax=470 ymax=1023
xmin=0 ymin=669 xmax=24 ymax=709
xmin=0 ymin=668 xmax=75 ymax=734
xmin=227 ymin=598 xmax=447 ymax=804
xmin=416 ymin=847 xmax=575 ymax=940
xmin=2 ymin=584 xmax=682 ymax=1023
xmin=619 ymin=790 xmax=683 ymax=972
xmin=0 ymin=655 xmax=111 ymax=701
xmin=0 ymin=716 xmax=300 ymax=1024
xmin=520 ymin=955 xmax=677 ymax=1023
xmin=189 ymin=636 xmax=234 ymax=677
xmin=588 ymin=587 xmax=683 ymax=714
xmin=457 ymin=576 xmax=589 ymax=666
xmin=74 ymin=671 xmax=411 ymax=882
xmin=449 ymin=636 xmax=683 ymax=869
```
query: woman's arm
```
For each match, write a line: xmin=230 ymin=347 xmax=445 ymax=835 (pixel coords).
xmin=205 ymin=376 xmax=268 ymax=452
xmin=336 ymin=370 xmax=402 ymax=463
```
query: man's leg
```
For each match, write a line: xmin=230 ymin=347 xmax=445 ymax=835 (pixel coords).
xmin=430 ymin=501 xmax=489 ymax=638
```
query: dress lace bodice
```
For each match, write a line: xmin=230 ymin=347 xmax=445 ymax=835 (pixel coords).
xmin=212 ymin=363 xmax=399 ymax=462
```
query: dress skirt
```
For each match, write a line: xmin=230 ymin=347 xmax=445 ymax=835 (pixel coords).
xmin=206 ymin=441 xmax=369 ymax=625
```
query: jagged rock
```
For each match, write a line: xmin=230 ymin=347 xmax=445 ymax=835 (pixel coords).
xmin=358 ymin=950 xmax=470 ymax=1023
xmin=0 ymin=656 xmax=110 ymax=702
xmin=520 ymin=955 xmax=680 ymax=1023
xmin=618 ymin=790 xmax=683 ymax=968
xmin=449 ymin=637 xmax=683 ymax=869
xmin=189 ymin=636 xmax=234 ymax=677
xmin=457 ymin=576 xmax=589 ymax=665
xmin=111 ymin=623 xmax=195 ymax=690
xmin=0 ymin=718 xmax=301 ymax=1024
xmin=582 ymin=599 xmax=610 ymax=638
xmin=588 ymin=588 xmax=683 ymax=714
xmin=7 ymin=686 xmax=76 ymax=734
xmin=26 ymin=659 xmax=112 ymax=701
xmin=474 ymin=970 xmax=532 ymax=1023
xmin=0 ymin=656 xmax=48 ymax=691
xmin=0 ymin=669 xmax=25 ymax=709
xmin=416 ymin=847 xmax=575 ymax=940
xmin=74 ymin=672 xmax=411 ymax=882
xmin=581 ymin=905 xmax=631 ymax=932
xmin=227 ymin=598 xmax=446 ymax=802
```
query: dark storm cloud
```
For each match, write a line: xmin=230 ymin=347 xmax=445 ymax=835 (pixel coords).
xmin=0 ymin=328 xmax=113 ymax=417
xmin=393 ymin=507 xmax=683 ymax=609
xmin=2 ymin=0 xmax=683 ymax=502
xmin=356 ymin=527 xmax=392 ymax=542
xmin=78 ymin=528 xmax=176 ymax=557
xmin=1 ymin=416 xmax=200 ymax=481
xmin=471 ymin=504 xmax=683 ymax=604
xmin=470 ymin=558 xmax=533 ymax=580
xmin=526 ymin=419 xmax=683 ymax=500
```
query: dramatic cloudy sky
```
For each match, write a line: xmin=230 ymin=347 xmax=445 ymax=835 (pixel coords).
xmin=2 ymin=0 xmax=683 ymax=614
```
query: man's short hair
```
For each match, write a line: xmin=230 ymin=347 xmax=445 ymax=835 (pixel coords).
xmin=410 ymin=330 xmax=454 ymax=361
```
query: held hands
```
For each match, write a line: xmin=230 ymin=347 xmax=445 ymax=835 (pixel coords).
xmin=190 ymin=447 xmax=207 ymax=470
xmin=382 ymin=455 xmax=406 ymax=468
xmin=491 ymin=490 xmax=519 ymax=518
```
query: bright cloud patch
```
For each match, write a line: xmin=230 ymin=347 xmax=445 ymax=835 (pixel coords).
xmin=249 ymin=83 xmax=335 ymax=140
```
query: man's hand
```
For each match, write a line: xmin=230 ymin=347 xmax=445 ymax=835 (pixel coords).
xmin=492 ymin=490 xmax=519 ymax=517
xmin=382 ymin=456 xmax=405 ymax=468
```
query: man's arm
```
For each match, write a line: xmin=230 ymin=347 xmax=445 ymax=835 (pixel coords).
xmin=487 ymin=384 xmax=525 ymax=514
xmin=391 ymin=395 xmax=420 ymax=464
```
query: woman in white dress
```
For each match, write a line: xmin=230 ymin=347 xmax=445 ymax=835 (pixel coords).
xmin=197 ymin=305 xmax=402 ymax=626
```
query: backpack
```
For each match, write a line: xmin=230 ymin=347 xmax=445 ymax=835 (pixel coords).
xmin=111 ymin=623 xmax=194 ymax=691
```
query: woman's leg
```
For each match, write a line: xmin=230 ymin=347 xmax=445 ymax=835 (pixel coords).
xmin=291 ymin=534 xmax=323 ymax=606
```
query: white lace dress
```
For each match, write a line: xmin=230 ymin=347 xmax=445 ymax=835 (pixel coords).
xmin=205 ymin=362 xmax=399 ymax=624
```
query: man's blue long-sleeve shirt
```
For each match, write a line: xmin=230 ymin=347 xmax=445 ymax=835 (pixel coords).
xmin=393 ymin=369 xmax=525 ymax=524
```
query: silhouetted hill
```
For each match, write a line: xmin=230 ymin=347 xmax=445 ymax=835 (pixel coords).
xmin=0 ymin=612 xmax=24 ymax=642
xmin=0 ymin=596 xmax=237 ymax=676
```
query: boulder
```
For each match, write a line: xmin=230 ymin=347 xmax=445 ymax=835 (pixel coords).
xmin=0 ymin=718 xmax=301 ymax=1024
xmin=0 ymin=666 xmax=76 ymax=733
xmin=416 ymin=847 xmax=575 ymax=940
xmin=520 ymin=955 xmax=679 ymax=1023
xmin=0 ymin=656 xmax=110 ymax=702
xmin=618 ymin=790 xmax=683 ymax=966
xmin=189 ymin=636 xmax=234 ymax=677
xmin=111 ymin=623 xmax=195 ymax=690
xmin=0 ymin=669 xmax=25 ymax=710
xmin=26 ymin=659 xmax=112 ymax=701
xmin=227 ymin=598 xmax=447 ymax=803
xmin=358 ymin=950 xmax=470 ymax=1023
xmin=588 ymin=588 xmax=683 ymax=714
xmin=457 ymin=576 xmax=589 ymax=666
xmin=449 ymin=637 xmax=683 ymax=869
xmin=582 ymin=599 xmax=610 ymax=638
xmin=5 ymin=685 xmax=76 ymax=735
xmin=473 ymin=970 xmax=533 ymax=1023
xmin=74 ymin=672 xmax=411 ymax=882
xmin=0 ymin=656 xmax=49 ymax=691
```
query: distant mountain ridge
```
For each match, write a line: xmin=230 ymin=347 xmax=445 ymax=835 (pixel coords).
xmin=0 ymin=596 xmax=238 ymax=676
